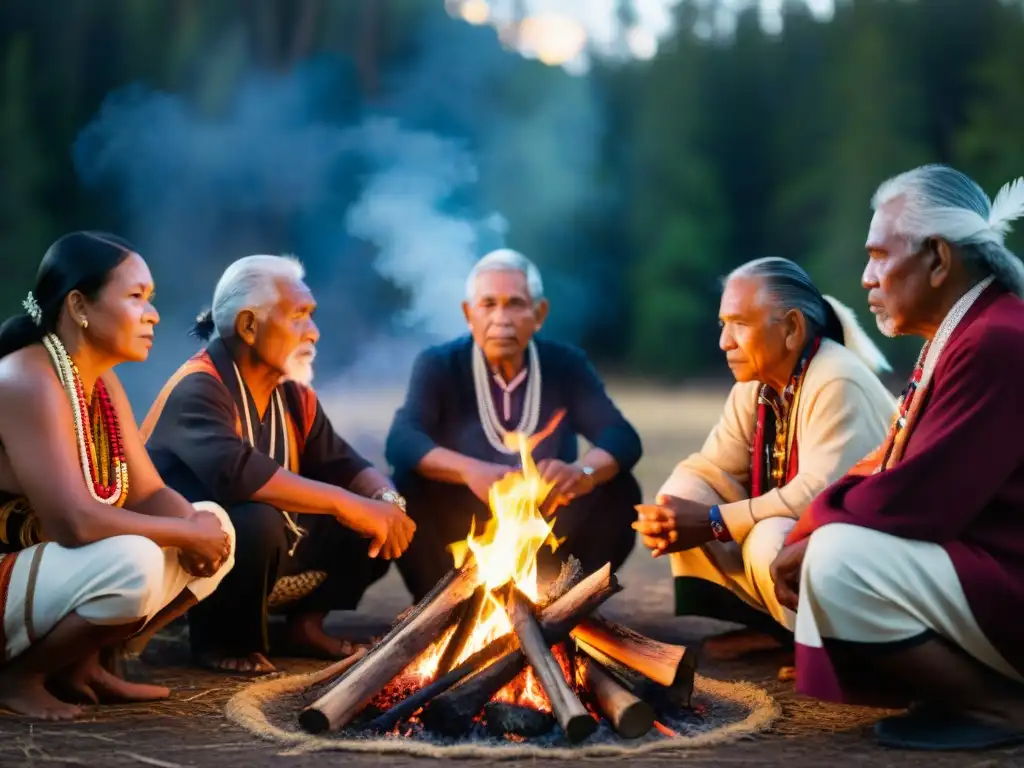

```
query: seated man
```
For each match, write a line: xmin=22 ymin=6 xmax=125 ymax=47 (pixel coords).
xmin=386 ymin=249 xmax=642 ymax=601
xmin=772 ymin=165 xmax=1024 ymax=750
xmin=142 ymin=254 xmax=416 ymax=674
xmin=637 ymin=257 xmax=895 ymax=654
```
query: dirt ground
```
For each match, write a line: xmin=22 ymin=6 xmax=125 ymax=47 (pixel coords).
xmin=1 ymin=384 xmax=1021 ymax=767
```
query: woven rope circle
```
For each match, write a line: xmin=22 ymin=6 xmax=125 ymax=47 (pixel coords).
xmin=224 ymin=670 xmax=780 ymax=759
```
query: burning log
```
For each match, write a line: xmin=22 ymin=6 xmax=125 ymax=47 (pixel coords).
xmin=362 ymin=634 xmax=517 ymax=733
xmin=574 ymin=638 xmax=693 ymax=709
xmin=575 ymin=655 xmax=654 ymax=739
xmin=363 ymin=560 xmax=585 ymax=733
xmin=570 ymin=616 xmax=690 ymax=688
xmin=435 ymin=584 xmax=487 ymax=676
xmin=484 ymin=702 xmax=555 ymax=738
xmin=299 ymin=563 xmax=479 ymax=733
xmin=506 ymin=586 xmax=597 ymax=743
xmin=420 ymin=563 xmax=619 ymax=736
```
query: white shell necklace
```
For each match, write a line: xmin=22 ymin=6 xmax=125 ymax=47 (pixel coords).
xmin=472 ymin=340 xmax=542 ymax=454
xmin=231 ymin=362 xmax=304 ymax=553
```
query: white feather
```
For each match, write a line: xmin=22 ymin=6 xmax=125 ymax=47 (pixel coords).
xmin=822 ymin=295 xmax=892 ymax=374
xmin=988 ymin=177 xmax=1024 ymax=237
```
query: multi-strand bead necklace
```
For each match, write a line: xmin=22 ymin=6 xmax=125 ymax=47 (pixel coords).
xmin=41 ymin=332 xmax=129 ymax=506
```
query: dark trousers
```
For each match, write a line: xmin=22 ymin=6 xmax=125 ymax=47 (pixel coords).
xmin=188 ymin=502 xmax=389 ymax=657
xmin=395 ymin=472 xmax=641 ymax=602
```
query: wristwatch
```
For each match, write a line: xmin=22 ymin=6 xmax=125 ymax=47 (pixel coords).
xmin=373 ymin=488 xmax=407 ymax=513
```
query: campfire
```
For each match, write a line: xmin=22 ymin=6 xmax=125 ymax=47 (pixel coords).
xmin=296 ymin=414 xmax=695 ymax=744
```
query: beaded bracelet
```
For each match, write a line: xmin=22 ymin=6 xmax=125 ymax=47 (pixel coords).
xmin=709 ymin=504 xmax=732 ymax=542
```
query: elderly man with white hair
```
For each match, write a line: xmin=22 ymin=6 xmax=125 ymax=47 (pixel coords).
xmin=142 ymin=254 xmax=416 ymax=674
xmin=637 ymin=256 xmax=896 ymax=659
xmin=386 ymin=249 xmax=643 ymax=601
xmin=771 ymin=164 xmax=1024 ymax=750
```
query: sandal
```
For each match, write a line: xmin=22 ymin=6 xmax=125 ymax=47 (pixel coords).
xmin=875 ymin=705 xmax=1024 ymax=751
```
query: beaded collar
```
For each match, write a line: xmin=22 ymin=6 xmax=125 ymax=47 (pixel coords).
xmin=42 ymin=333 xmax=128 ymax=506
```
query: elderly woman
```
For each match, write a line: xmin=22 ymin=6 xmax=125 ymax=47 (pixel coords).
xmin=637 ymin=257 xmax=895 ymax=656
xmin=772 ymin=164 xmax=1024 ymax=750
xmin=386 ymin=249 xmax=643 ymax=600
xmin=0 ymin=232 xmax=234 ymax=719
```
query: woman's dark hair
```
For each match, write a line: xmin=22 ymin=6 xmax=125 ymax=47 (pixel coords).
xmin=0 ymin=231 xmax=136 ymax=359
xmin=729 ymin=256 xmax=845 ymax=343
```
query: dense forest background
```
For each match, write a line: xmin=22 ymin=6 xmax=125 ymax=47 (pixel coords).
xmin=2 ymin=0 xmax=1023 ymax=405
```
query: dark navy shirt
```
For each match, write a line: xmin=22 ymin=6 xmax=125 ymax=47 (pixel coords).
xmin=384 ymin=335 xmax=642 ymax=484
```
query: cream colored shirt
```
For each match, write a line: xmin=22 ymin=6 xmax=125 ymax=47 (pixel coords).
xmin=657 ymin=339 xmax=898 ymax=544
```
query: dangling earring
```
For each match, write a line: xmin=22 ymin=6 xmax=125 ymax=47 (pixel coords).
xmin=81 ymin=318 xmax=89 ymax=330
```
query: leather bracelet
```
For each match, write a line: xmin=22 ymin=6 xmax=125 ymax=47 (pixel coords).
xmin=708 ymin=504 xmax=732 ymax=542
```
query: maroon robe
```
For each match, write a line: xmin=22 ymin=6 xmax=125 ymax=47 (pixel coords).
xmin=789 ymin=285 xmax=1024 ymax=698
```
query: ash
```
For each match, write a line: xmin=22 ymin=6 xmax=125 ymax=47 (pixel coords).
xmin=336 ymin=693 xmax=738 ymax=749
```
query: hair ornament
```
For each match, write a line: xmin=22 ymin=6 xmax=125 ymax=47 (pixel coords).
xmin=22 ymin=292 xmax=42 ymax=326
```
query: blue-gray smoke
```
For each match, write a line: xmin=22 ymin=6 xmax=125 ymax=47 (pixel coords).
xmin=72 ymin=9 xmax=605 ymax=415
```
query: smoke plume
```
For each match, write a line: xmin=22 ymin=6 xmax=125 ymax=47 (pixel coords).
xmin=72 ymin=7 xmax=605 ymax=445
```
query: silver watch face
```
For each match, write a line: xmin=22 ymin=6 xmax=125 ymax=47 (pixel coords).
xmin=581 ymin=465 xmax=595 ymax=476
xmin=380 ymin=490 xmax=407 ymax=511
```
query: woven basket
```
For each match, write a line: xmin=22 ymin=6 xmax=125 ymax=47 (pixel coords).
xmin=267 ymin=570 xmax=327 ymax=609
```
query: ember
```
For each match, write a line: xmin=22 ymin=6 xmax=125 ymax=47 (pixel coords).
xmin=298 ymin=412 xmax=697 ymax=744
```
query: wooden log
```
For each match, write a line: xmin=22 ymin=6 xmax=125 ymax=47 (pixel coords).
xmin=484 ymin=702 xmax=555 ymax=738
xmin=574 ymin=637 xmax=693 ymax=709
xmin=570 ymin=616 xmax=691 ymax=687
xmin=302 ymin=648 xmax=368 ymax=693
xmin=420 ymin=563 xmax=618 ymax=736
xmin=435 ymin=584 xmax=487 ymax=676
xmin=362 ymin=634 xmax=517 ymax=733
xmin=575 ymin=655 xmax=654 ymax=739
xmin=298 ymin=563 xmax=479 ymax=733
xmin=506 ymin=586 xmax=596 ymax=743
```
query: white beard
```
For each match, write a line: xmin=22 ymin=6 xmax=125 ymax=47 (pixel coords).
xmin=284 ymin=345 xmax=316 ymax=386
xmin=874 ymin=311 xmax=898 ymax=339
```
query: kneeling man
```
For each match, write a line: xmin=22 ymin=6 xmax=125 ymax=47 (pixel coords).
xmin=386 ymin=249 xmax=643 ymax=601
xmin=638 ymin=257 xmax=895 ymax=647
xmin=773 ymin=165 xmax=1024 ymax=750
xmin=143 ymin=254 xmax=416 ymax=673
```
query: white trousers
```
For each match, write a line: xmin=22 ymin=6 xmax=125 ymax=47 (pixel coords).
xmin=797 ymin=522 xmax=1021 ymax=682
xmin=0 ymin=501 xmax=235 ymax=663
xmin=666 ymin=475 xmax=795 ymax=630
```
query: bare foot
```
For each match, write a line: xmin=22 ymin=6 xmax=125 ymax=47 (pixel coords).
xmin=281 ymin=615 xmax=365 ymax=660
xmin=195 ymin=652 xmax=276 ymax=675
xmin=62 ymin=653 xmax=169 ymax=703
xmin=0 ymin=671 xmax=84 ymax=720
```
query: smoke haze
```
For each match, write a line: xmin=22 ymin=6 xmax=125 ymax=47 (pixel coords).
xmin=72 ymin=7 xmax=607 ymax=456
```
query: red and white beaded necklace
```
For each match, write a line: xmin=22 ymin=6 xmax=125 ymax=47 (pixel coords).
xmin=41 ymin=332 xmax=128 ymax=506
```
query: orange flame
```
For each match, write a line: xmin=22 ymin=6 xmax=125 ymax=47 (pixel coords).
xmin=410 ymin=411 xmax=568 ymax=711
